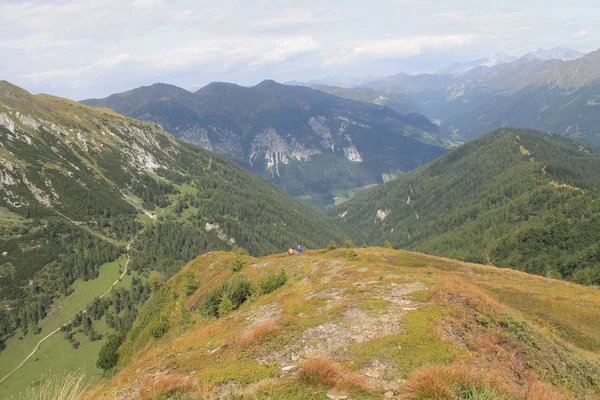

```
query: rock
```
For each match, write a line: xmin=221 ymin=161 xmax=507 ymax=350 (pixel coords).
xmin=281 ymin=365 xmax=295 ymax=372
xmin=385 ymin=391 xmax=394 ymax=399
xmin=326 ymin=390 xmax=348 ymax=400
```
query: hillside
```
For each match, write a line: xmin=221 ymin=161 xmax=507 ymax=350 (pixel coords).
xmin=0 ymin=81 xmax=345 ymax=396
xmin=334 ymin=129 xmax=600 ymax=284
xmin=82 ymin=81 xmax=446 ymax=207
xmin=85 ymin=248 xmax=600 ymax=399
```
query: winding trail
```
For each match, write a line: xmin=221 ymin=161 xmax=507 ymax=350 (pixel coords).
xmin=0 ymin=234 xmax=138 ymax=385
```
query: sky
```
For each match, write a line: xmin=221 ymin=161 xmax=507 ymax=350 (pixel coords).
xmin=1 ymin=0 xmax=598 ymax=100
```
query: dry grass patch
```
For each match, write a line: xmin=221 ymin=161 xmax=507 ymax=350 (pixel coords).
xmin=237 ymin=320 xmax=280 ymax=349
xmin=298 ymin=356 xmax=375 ymax=393
xmin=399 ymin=363 xmax=511 ymax=399
xmin=138 ymin=374 xmax=193 ymax=399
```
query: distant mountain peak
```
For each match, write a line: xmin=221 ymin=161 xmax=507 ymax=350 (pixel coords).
xmin=525 ymin=47 xmax=584 ymax=61
xmin=436 ymin=53 xmax=516 ymax=76
xmin=480 ymin=52 xmax=517 ymax=68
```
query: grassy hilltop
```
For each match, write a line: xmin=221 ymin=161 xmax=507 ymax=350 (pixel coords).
xmin=86 ymin=247 xmax=600 ymax=399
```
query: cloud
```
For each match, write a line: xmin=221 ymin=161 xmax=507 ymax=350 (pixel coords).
xmin=0 ymin=0 xmax=597 ymax=99
xmin=251 ymin=8 xmax=339 ymax=32
xmin=325 ymin=35 xmax=476 ymax=66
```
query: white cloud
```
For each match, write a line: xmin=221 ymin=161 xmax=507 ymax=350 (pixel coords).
xmin=0 ymin=0 xmax=597 ymax=99
xmin=325 ymin=35 xmax=476 ymax=66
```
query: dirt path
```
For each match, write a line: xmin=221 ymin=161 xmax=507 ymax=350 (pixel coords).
xmin=0 ymin=234 xmax=138 ymax=385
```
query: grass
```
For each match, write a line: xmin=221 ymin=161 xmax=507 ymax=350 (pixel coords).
xmin=20 ymin=372 xmax=89 ymax=400
xmin=350 ymin=305 xmax=459 ymax=378
xmin=84 ymin=248 xmax=600 ymax=399
xmin=0 ymin=256 xmax=132 ymax=398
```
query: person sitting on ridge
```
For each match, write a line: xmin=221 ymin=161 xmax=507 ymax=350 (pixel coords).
xmin=296 ymin=245 xmax=303 ymax=253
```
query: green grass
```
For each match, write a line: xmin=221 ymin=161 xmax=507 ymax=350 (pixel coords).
xmin=0 ymin=256 xmax=131 ymax=398
xmin=0 ymin=206 xmax=26 ymax=239
xmin=350 ymin=305 xmax=459 ymax=378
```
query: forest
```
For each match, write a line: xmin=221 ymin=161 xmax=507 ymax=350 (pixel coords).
xmin=335 ymin=129 xmax=600 ymax=284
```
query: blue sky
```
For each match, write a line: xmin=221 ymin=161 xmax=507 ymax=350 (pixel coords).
xmin=1 ymin=0 xmax=598 ymax=99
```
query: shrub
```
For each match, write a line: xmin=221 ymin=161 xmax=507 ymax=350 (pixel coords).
xmin=148 ymin=316 xmax=170 ymax=338
xmin=199 ymin=283 xmax=228 ymax=318
xmin=227 ymin=275 xmax=253 ymax=307
xmin=346 ymin=250 xmax=359 ymax=261
xmin=260 ymin=269 xmax=287 ymax=294
xmin=218 ymin=293 xmax=235 ymax=317
xmin=148 ymin=270 xmax=162 ymax=292
xmin=96 ymin=333 xmax=125 ymax=371
xmin=327 ymin=241 xmax=338 ymax=250
xmin=230 ymin=257 xmax=244 ymax=272
xmin=383 ymin=240 xmax=393 ymax=248
xmin=184 ymin=272 xmax=198 ymax=297
xmin=200 ymin=276 xmax=253 ymax=318
xmin=344 ymin=239 xmax=355 ymax=248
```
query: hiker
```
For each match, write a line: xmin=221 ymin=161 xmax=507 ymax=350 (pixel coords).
xmin=296 ymin=245 xmax=303 ymax=253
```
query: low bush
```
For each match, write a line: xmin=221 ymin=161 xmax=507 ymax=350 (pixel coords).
xmin=200 ymin=276 xmax=253 ymax=318
xmin=148 ymin=316 xmax=170 ymax=339
xmin=259 ymin=269 xmax=287 ymax=294
xmin=230 ymin=257 xmax=244 ymax=272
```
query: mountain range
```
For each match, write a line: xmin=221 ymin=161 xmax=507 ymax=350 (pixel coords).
xmin=82 ymin=80 xmax=446 ymax=206
xmin=354 ymin=48 xmax=600 ymax=145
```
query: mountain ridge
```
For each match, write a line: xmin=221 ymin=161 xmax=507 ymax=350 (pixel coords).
xmin=82 ymin=80 xmax=447 ymax=206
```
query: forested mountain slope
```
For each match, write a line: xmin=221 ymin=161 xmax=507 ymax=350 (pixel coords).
xmin=334 ymin=129 xmax=600 ymax=284
xmin=85 ymin=248 xmax=600 ymax=399
xmin=82 ymin=80 xmax=446 ymax=206
xmin=0 ymin=81 xmax=344 ymax=394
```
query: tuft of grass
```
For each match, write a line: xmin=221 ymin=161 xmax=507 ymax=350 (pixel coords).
xmin=399 ymin=364 xmax=513 ymax=400
xmin=139 ymin=374 xmax=192 ymax=400
xmin=298 ymin=357 xmax=341 ymax=386
xmin=236 ymin=321 xmax=279 ymax=349
xmin=22 ymin=372 xmax=89 ymax=400
xmin=298 ymin=357 xmax=373 ymax=393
